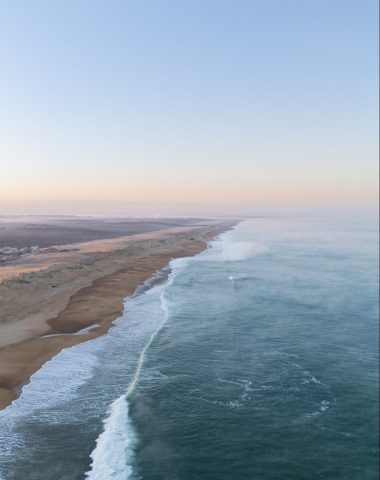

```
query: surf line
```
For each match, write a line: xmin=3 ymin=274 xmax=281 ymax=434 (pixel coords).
xmin=85 ymin=261 xmax=185 ymax=480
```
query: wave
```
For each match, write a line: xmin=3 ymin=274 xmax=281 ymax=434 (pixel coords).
xmin=2 ymin=345 xmax=99 ymax=418
xmin=0 ymin=257 xmax=191 ymax=479
xmin=84 ymin=394 xmax=134 ymax=480
xmin=85 ymin=258 xmax=189 ymax=480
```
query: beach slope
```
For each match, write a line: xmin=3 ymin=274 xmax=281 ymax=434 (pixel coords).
xmin=0 ymin=220 xmax=236 ymax=409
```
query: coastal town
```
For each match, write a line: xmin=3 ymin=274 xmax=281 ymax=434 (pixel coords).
xmin=0 ymin=245 xmax=79 ymax=263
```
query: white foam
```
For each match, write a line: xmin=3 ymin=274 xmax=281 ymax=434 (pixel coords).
xmin=0 ymin=256 xmax=192 ymax=473
xmin=85 ymin=394 xmax=135 ymax=480
xmin=0 ymin=338 xmax=102 ymax=458
xmin=320 ymin=400 xmax=330 ymax=412
xmin=73 ymin=323 xmax=99 ymax=335
xmin=301 ymin=371 xmax=322 ymax=385
xmin=40 ymin=323 xmax=99 ymax=339
xmin=125 ymin=290 xmax=170 ymax=398
xmin=305 ymin=400 xmax=330 ymax=419
xmin=86 ymin=258 xmax=190 ymax=480
xmin=0 ymin=341 xmax=100 ymax=422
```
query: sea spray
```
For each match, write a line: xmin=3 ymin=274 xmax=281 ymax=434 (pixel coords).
xmin=221 ymin=240 xmax=268 ymax=261
xmin=1 ymin=219 xmax=377 ymax=480
xmin=107 ymin=218 xmax=378 ymax=480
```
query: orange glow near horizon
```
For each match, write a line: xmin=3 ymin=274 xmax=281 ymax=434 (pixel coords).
xmin=0 ymin=1 xmax=377 ymax=216
xmin=1 ymin=168 xmax=378 ymax=207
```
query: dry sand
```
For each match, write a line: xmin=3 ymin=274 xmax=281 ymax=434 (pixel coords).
xmin=0 ymin=220 xmax=236 ymax=409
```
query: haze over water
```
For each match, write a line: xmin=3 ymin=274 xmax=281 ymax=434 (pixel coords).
xmin=0 ymin=217 xmax=378 ymax=479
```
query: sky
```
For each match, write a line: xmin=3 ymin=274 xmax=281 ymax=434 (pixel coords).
xmin=0 ymin=0 xmax=378 ymax=216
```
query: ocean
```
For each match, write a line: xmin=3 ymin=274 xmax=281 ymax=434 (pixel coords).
xmin=0 ymin=217 xmax=378 ymax=479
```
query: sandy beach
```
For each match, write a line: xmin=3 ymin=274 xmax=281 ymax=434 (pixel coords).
xmin=0 ymin=219 xmax=236 ymax=409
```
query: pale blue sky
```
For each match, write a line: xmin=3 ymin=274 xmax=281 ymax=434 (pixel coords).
xmin=0 ymin=0 xmax=378 ymax=214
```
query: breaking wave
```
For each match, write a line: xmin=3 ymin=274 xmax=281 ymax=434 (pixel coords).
xmin=85 ymin=259 xmax=187 ymax=480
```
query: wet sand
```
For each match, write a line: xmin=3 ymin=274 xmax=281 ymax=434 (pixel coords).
xmin=0 ymin=220 xmax=236 ymax=409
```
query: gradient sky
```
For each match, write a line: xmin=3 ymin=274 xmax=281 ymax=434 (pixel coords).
xmin=0 ymin=0 xmax=378 ymax=215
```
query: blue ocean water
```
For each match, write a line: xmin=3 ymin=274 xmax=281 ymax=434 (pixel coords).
xmin=0 ymin=218 xmax=378 ymax=479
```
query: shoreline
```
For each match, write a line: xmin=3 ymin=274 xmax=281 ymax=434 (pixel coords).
xmin=0 ymin=221 xmax=237 ymax=410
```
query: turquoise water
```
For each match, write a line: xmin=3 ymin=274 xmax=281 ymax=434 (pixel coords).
xmin=0 ymin=218 xmax=378 ymax=479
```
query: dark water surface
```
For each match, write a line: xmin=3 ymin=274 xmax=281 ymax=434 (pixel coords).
xmin=0 ymin=218 xmax=378 ymax=480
